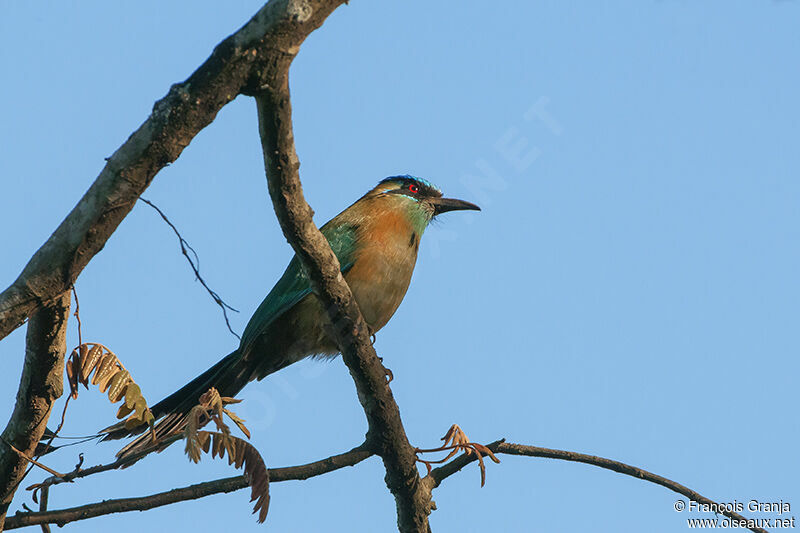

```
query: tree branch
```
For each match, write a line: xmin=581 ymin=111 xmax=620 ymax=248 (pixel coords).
xmin=424 ymin=440 xmax=768 ymax=533
xmin=12 ymin=436 xmax=767 ymax=532
xmin=3 ymin=443 xmax=372 ymax=530
xmin=0 ymin=292 xmax=70 ymax=530
xmin=0 ymin=0 xmax=347 ymax=343
xmin=253 ymin=67 xmax=433 ymax=533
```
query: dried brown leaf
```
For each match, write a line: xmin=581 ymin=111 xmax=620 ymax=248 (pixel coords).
xmin=90 ymin=352 xmax=115 ymax=386
xmin=116 ymin=403 xmax=135 ymax=420
xmin=95 ymin=360 xmax=120 ymax=393
xmin=123 ymin=383 xmax=142 ymax=408
xmin=240 ymin=440 xmax=270 ymax=523
xmin=220 ymin=396 xmax=243 ymax=405
xmin=67 ymin=343 xmax=154 ymax=432
xmin=183 ymin=425 xmax=270 ymax=523
xmin=212 ymin=433 xmax=223 ymax=459
xmin=106 ymin=370 xmax=130 ymax=402
xmin=222 ymin=408 xmax=251 ymax=439
xmin=66 ymin=354 xmax=79 ymax=399
xmin=198 ymin=431 xmax=211 ymax=454
xmin=441 ymin=424 xmax=456 ymax=445
xmin=477 ymin=449 xmax=487 ymax=487
xmin=225 ymin=436 xmax=237 ymax=466
xmin=419 ymin=425 xmax=500 ymax=488
xmin=80 ymin=344 xmax=104 ymax=384
xmin=473 ymin=443 xmax=501 ymax=464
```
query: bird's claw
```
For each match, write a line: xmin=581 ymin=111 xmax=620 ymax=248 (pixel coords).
xmin=376 ymin=356 xmax=394 ymax=383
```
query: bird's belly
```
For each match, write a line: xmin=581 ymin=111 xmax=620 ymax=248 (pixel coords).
xmin=345 ymin=239 xmax=417 ymax=333
xmin=248 ymin=296 xmax=337 ymax=379
xmin=248 ymin=233 xmax=419 ymax=377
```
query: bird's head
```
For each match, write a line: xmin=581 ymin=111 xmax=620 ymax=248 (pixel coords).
xmin=366 ymin=175 xmax=480 ymax=225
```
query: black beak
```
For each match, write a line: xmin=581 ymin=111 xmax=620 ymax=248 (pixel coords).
xmin=431 ymin=197 xmax=481 ymax=215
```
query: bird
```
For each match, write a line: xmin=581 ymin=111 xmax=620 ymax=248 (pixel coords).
xmin=103 ymin=175 xmax=479 ymax=457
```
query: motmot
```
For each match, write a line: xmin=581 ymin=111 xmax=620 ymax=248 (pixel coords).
xmin=106 ymin=175 xmax=479 ymax=456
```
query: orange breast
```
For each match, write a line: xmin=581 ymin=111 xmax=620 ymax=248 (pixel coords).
xmin=345 ymin=202 xmax=420 ymax=332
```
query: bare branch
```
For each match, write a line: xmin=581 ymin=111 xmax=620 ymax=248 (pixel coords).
xmin=424 ymin=441 xmax=768 ymax=533
xmin=0 ymin=292 xmax=70 ymax=530
xmin=36 ymin=485 xmax=49 ymax=533
xmin=4 ymin=443 xmax=372 ymax=530
xmin=253 ymin=68 xmax=432 ymax=532
xmin=0 ymin=0 xmax=348 ymax=343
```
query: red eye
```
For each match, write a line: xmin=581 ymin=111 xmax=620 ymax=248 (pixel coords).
xmin=408 ymin=184 xmax=420 ymax=193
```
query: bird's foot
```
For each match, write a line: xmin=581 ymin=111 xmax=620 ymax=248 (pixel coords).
xmin=377 ymin=356 xmax=393 ymax=383
xmin=364 ymin=324 xmax=376 ymax=345
xmin=414 ymin=424 xmax=500 ymax=487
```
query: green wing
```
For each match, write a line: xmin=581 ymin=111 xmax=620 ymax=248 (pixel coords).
xmin=239 ymin=223 xmax=358 ymax=350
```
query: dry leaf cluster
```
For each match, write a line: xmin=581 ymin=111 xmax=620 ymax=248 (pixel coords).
xmin=415 ymin=424 xmax=501 ymax=487
xmin=66 ymin=343 xmax=154 ymax=431
xmin=184 ymin=388 xmax=270 ymax=523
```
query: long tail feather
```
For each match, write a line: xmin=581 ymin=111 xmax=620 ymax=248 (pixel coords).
xmin=100 ymin=349 xmax=252 ymax=459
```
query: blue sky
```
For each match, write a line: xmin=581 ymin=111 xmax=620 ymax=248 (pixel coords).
xmin=1 ymin=1 xmax=798 ymax=531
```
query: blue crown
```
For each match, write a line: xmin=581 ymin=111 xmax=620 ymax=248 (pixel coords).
xmin=378 ymin=175 xmax=441 ymax=194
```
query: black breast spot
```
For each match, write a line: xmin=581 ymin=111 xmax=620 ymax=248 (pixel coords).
xmin=409 ymin=232 xmax=419 ymax=253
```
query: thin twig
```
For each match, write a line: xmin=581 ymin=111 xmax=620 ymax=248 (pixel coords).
xmin=72 ymin=285 xmax=82 ymax=349
xmin=37 ymin=485 xmax=50 ymax=533
xmin=138 ymin=197 xmax=241 ymax=341
xmin=0 ymin=438 xmax=64 ymax=479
